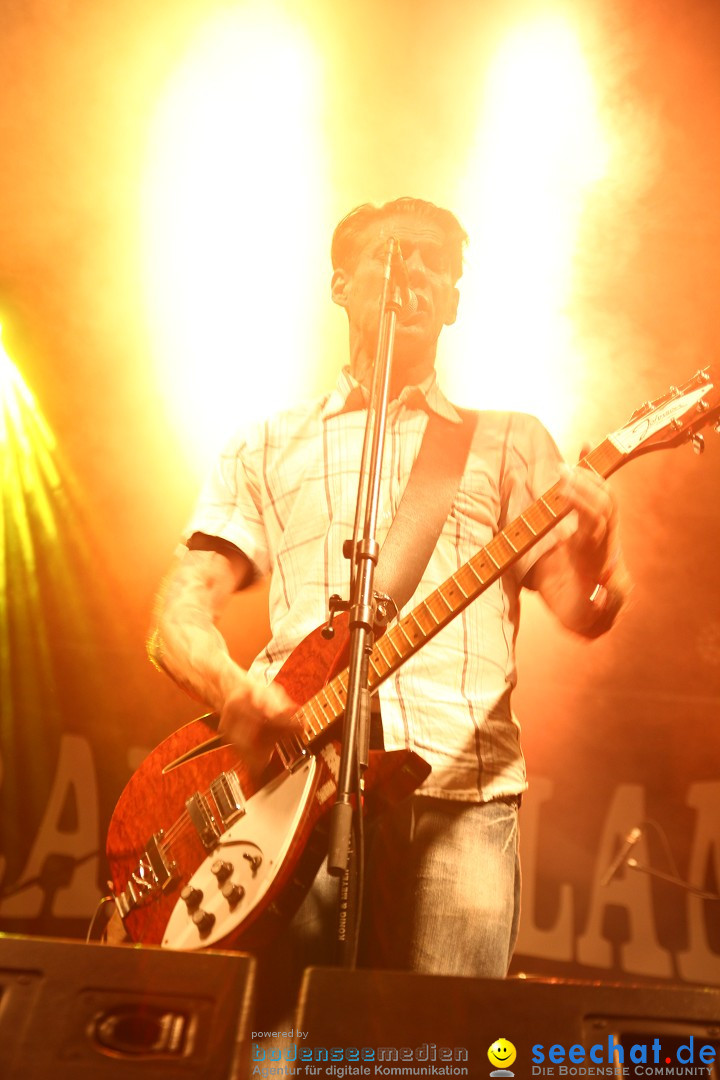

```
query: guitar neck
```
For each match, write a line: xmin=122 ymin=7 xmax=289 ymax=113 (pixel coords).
xmin=276 ymin=436 xmax=625 ymax=769
xmin=366 ymin=436 xmax=624 ymax=684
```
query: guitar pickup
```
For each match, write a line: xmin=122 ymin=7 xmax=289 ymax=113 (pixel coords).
xmin=210 ymin=770 xmax=246 ymax=829
xmin=186 ymin=791 xmax=221 ymax=850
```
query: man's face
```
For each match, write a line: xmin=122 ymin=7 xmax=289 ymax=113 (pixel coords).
xmin=332 ymin=212 xmax=460 ymax=378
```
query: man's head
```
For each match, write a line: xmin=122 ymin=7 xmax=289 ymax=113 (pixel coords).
xmin=330 ymin=198 xmax=468 ymax=389
xmin=331 ymin=197 xmax=467 ymax=284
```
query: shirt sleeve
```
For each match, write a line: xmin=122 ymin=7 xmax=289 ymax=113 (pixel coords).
xmin=182 ymin=424 xmax=271 ymax=579
xmin=501 ymin=412 xmax=571 ymax=585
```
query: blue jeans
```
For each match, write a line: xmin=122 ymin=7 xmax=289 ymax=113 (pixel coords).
xmin=286 ymin=793 xmax=521 ymax=979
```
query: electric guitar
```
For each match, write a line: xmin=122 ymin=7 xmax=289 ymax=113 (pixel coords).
xmin=106 ymin=365 xmax=720 ymax=952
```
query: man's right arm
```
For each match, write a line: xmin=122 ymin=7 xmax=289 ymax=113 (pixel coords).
xmin=149 ymin=547 xmax=297 ymax=771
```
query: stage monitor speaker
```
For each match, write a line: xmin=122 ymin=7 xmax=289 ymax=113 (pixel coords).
xmin=294 ymin=968 xmax=720 ymax=1078
xmin=0 ymin=933 xmax=255 ymax=1080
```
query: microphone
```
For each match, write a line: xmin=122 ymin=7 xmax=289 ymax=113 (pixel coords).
xmin=601 ymin=826 xmax=643 ymax=886
xmin=390 ymin=245 xmax=418 ymax=317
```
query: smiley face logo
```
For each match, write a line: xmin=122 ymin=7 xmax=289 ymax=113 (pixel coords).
xmin=488 ymin=1038 xmax=517 ymax=1074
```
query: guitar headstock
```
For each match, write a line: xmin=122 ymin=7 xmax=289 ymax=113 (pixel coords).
xmin=608 ymin=364 xmax=720 ymax=460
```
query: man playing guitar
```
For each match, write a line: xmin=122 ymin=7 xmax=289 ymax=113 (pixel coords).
xmin=142 ymin=197 xmax=630 ymax=996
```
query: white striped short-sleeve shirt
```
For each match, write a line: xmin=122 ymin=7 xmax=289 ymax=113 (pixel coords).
xmin=184 ymin=367 xmax=566 ymax=801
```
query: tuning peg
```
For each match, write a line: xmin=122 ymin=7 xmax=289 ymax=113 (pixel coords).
xmin=691 ymin=434 xmax=705 ymax=455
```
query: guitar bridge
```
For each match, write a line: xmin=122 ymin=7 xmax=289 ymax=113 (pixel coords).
xmin=113 ymin=832 xmax=177 ymax=918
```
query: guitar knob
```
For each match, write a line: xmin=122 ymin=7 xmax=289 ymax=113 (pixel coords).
xmin=210 ymin=859 xmax=234 ymax=883
xmin=180 ymin=885 xmax=203 ymax=910
xmin=221 ymin=880 xmax=245 ymax=907
xmin=191 ymin=908 xmax=216 ymax=935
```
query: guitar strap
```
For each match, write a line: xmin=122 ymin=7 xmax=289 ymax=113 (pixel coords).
xmin=374 ymin=406 xmax=478 ymax=616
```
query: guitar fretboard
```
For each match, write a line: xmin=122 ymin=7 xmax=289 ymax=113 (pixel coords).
xmin=275 ymin=436 xmax=625 ymax=769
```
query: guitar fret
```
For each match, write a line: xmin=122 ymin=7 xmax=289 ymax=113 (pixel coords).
xmin=316 ymin=693 xmax=336 ymax=727
xmin=509 ymin=520 xmax=532 ymax=545
xmin=407 ymin=610 xmax=429 ymax=636
xmin=387 ymin=628 xmax=409 ymax=657
xmin=308 ymin=702 xmax=326 ymax=734
xmin=422 ymin=600 xmax=441 ymax=625
xmin=368 ymin=656 xmax=383 ymax=678
xmin=503 ymin=534 xmax=518 ymax=553
xmin=519 ymin=512 xmax=537 ymax=536
xmin=539 ymin=495 xmax=557 ymax=518
xmin=375 ymin=638 xmax=395 ymax=665
xmin=367 ymin=660 xmax=382 ymax=691
xmin=465 ymin=560 xmax=484 ymax=585
xmin=452 ymin=575 xmax=469 ymax=599
xmin=442 ymin=581 xmax=463 ymax=607
xmin=486 ymin=548 xmax=501 ymax=569
xmin=385 ymin=633 xmax=404 ymax=657
xmin=437 ymin=588 xmax=453 ymax=610
xmin=490 ymin=535 xmax=516 ymax=564
xmin=325 ymin=681 xmax=345 ymax=712
xmin=371 ymin=651 xmax=392 ymax=677
xmin=302 ymin=702 xmax=323 ymax=734
xmin=525 ymin=506 xmax=549 ymax=534
xmin=396 ymin=621 xmax=415 ymax=645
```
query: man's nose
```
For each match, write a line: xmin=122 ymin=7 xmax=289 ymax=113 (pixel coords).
xmin=405 ymin=248 xmax=427 ymax=279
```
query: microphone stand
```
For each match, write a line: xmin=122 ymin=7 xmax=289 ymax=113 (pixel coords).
xmin=326 ymin=236 xmax=404 ymax=965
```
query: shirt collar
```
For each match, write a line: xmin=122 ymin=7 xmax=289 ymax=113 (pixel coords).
xmin=321 ymin=366 xmax=462 ymax=424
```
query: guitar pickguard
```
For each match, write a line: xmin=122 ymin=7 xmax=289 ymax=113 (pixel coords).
xmin=162 ymin=758 xmax=317 ymax=950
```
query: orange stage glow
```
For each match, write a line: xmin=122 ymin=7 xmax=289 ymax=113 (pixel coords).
xmin=447 ymin=14 xmax=611 ymax=442
xmin=144 ymin=8 xmax=617 ymax=463
xmin=142 ymin=5 xmax=331 ymax=471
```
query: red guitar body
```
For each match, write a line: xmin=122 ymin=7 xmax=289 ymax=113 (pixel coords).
xmin=106 ymin=619 xmax=430 ymax=952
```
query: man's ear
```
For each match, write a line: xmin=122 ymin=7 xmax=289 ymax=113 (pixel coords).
xmin=331 ymin=268 xmax=350 ymax=308
xmin=443 ymin=285 xmax=460 ymax=326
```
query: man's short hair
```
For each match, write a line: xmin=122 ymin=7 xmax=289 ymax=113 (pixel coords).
xmin=331 ymin=197 xmax=468 ymax=284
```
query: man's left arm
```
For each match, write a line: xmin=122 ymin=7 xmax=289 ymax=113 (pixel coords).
xmin=527 ymin=464 xmax=632 ymax=638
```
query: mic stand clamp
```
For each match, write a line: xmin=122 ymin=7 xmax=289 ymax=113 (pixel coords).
xmin=373 ymin=591 xmax=397 ymax=627
xmin=322 ymin=594 xmax=350 ymax=640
